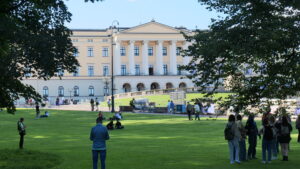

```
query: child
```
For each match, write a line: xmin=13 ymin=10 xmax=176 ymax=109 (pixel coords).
xmin=106 ymin=120 xmax=114 ymax=130
xmin=115 ymin=119 xmax=124 ymax=129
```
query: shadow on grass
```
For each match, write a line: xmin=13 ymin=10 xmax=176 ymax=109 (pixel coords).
xmin=0 ymin=149 xmax=62 ymax=169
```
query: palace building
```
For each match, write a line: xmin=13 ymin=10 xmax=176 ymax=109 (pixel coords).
xmin=22 ymin=21 xmax=195 ymax=103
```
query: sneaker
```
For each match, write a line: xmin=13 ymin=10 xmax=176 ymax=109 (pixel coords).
xmin=230 ymin=161 xmax=235 ymax=164
xmin=235 ymin=160 xmax=241 ymax=164
xmin=262 ymin=161 xmax=266 ymax=164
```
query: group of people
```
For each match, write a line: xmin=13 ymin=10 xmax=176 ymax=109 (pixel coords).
xmin=97 ymin=111 xmax=124 ymax=130
xmin=225 ymin=111 xmax=300 ymax=164
xmin=186 ymin=100 xmax=215 ymax=120
xmin=90 ymin=98 xmax=100 ymax=111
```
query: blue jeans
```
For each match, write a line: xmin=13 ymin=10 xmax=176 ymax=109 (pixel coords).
xmin=92 ymin=150 xmax=106 ymax=169
xmin=228 ymin=138 xmax=239 ymax=163
xmin=262 ymin=139 xmax=272 ymax=162
xmin=239 ymin=139 xmax=246 ymax=161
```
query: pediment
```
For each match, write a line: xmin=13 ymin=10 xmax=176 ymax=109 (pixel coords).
xmin=122 ymin=21 xmax=181 ymax=34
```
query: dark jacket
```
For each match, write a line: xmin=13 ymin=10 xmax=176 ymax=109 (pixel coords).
xmin=90 ymin=124 xmax=110 ymax=150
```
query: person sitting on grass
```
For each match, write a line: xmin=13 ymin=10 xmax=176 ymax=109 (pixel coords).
xmin=114 ymin=112 xmax=122 ymax=120
xmin=98 ymin=111 xmax=106 ymax=121
xmin=39 ymin=111 xmax=50 ymax=118
xmin=115 ymin=119 xmax=124 ymax=129
xmin=106 ymin=119 xmax=114 ymax=130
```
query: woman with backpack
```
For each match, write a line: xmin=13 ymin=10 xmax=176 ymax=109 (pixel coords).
xmin=259 ymin=118 xmax=274 ymax=164
xmin=245 ymin=114 xmax=258 ymax=160
xmin=276 ymin=115 xmax=292 ymax=161
xmin=296 ymin=115 xmax=300 ymax=143
xmin=225 ymin=114 xmax=241 ymax=164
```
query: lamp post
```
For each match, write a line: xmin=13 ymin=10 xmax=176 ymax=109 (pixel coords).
xmin=111 ymin=20 xmax=119 ymax=113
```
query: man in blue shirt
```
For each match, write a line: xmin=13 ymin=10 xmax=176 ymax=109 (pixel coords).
xmin=90 ymin=117 xmax=110 ymax=169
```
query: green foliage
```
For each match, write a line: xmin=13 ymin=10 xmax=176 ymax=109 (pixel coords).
xmin=0 ymin=1 xmax=79 ymax=113
xmin=183 ymin=0 xmax=300 ymax=110
xmin=0 ymin=149 xmax=62 ymax=169
xmin=0 ymin=109 xmax=300 ymax=169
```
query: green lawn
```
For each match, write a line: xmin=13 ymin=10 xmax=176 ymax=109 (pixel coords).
xmin=106 ymin=93 xmax=232 ymax=107
xmin=0 ymin=109 xmax=300 ymax=169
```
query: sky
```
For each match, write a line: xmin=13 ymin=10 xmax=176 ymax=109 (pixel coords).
xmin=64 ymin=0 xmax=220 ymax=30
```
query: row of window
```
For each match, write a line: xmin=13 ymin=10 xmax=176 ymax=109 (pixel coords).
xmin=72 ymin=39 xmax=109 ymax=43
xmin=42 ymin=86 xmax=106 ymax=97
xmin=62 ymin=64 xmax=183 ymax=77
xmin=73 ymin=46 xmax=181 ymax=57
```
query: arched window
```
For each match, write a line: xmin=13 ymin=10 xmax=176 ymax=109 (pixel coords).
xmin=89 ymin=86 xmax=94 ymax=96
xmin=58 ymin=86 xmax=64 ymax=97
xmin=150 ymin=82 xmax=160 ymax=90
xmin=43 ymin=86 xmax=49 ymax=97
xmin=179 ymin=82 xmax=187 ymax=89
xmin=122 ymin=83 xmax=131 ymax=93
xmin=137 ymin=83 xmax=145 ymax=91
xmin=74 ymin=86 xmax=79 ymax=96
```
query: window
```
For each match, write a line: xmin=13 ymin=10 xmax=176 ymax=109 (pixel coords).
xmin=88 ymin=86 xmax=94 ymax=96
xmin=163 ymin=64 xmax=168 ymax=75
xmin=176 ymin=47 xmax=181 ymax=56
xmin=24 ymin=67 xmax=31 ymax=77
xmin=177 ymin=65 xmax=182 ymax=75
xmin=73 ymin=67 xmax=79 ymax=77
xmin=58 ymin=69 xmax=64 ymax=76
xmin=73 ymin=86 xmax=79 ymax=96
xmin=120 ymin=46 xmax=126 ymax=56
xmin=102 ymin=47 xmax=109 ymax=57
xmin=103 ymin=65 xmax=109 ymax=76
xmin=104 ymin=86 xmax=109 ymax=96
xmin=58 ymin=86 xmax=64 ymax=97
xmin=163 ymin=47 xmax=167 ymax=56
xmin=88 ymin=66 xmax=94 ymax=76
xmin=43 ymin=86 xmax=49 ymax=97
xmin=87 ymin=47 xmax=93 ymax=57
xmin=73 ymin=47 xmax=79 ymax=57
xmin=121 ymin=65 xmax=127 ymax=76
xmin=135 ymin=64 xmax=140 ymax=75
xmin=87 ymin=39 xmax=93 ymax=42
xmin=102 ymin=39 xmax=108 ymax=42
xmin=148 ymin=47 xmax=153 ymax=56
xmin=134 ymin=46 xmax=139 ymax=56
xmin=72 ymin=39 xmax=78 ymax=42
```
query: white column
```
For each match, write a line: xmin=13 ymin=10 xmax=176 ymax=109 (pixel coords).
xmin=182 ymin=42 xmax=191 ymax=75
xmin=156 ymin=40 xmax=163 ymax=75
xmin=129 ymin=40 xmax=135 ymax=75
xmin=142 ymin=40 xmax=149 ymax=75
xmin=170 ymin=40 xmax=177 ymax=75
xmin=114 ymin=40 xmax=121 ymax=75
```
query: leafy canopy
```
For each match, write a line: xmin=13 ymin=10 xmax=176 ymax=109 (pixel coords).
xmin=183 ymin=0 xmax=300 ymax=110
xmin=0 ymin=0 xmax=79 ymax=113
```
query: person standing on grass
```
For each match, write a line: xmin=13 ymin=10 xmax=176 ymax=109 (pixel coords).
xmin=90 ymin=99 xmax=95 ymax=111
xmin=296 ymin=115 xmax=300 ymax=143
xmin=107 ymin=99 xmax=111 ymax=112
xmin=90 ymin=117 xmax=110 ymax=169
xmin=35 ymin=103 xmax=40 ymax=119
xmin=17 ymin=118 xmax=26 ymax=149
xmin=245 ymin=114 xmax=258 ymax=160
xmin=236 ymin=114 xmax=247 ymax=161
xmin=259 ymin=118 xmax=274 ymax=164
xmin=269 ymin=115 xmax=278 ymax=160
xmin=194 ymin=102 xmax=200 ymax=120
xmin=186 ymin=102 xmax=193 ymax=120
xmin=225 ymin=114 xmax=241 ymax=164
xmin=275 ymin=115 xmax=292 ymax=161
xmin=95 ymin=98 xmax=99 ymax=111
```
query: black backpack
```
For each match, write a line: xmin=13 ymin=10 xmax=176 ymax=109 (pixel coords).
xmin=224 ymin=124 xmax=234 ymax=140
xmin=264 ymin=126 xmax=273 ymax=140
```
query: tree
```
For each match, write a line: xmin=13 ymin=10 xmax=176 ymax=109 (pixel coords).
xmin=183 ymin=0 xmax=300 ymax=111
xmin=0 ymin=0 xmax=79 ymax=113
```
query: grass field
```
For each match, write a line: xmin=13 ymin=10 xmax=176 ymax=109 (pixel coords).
xmin=0 ymin=109 xmax=300 ymax=169
xmin=106 ymin=93 xmax=232 ymax=108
